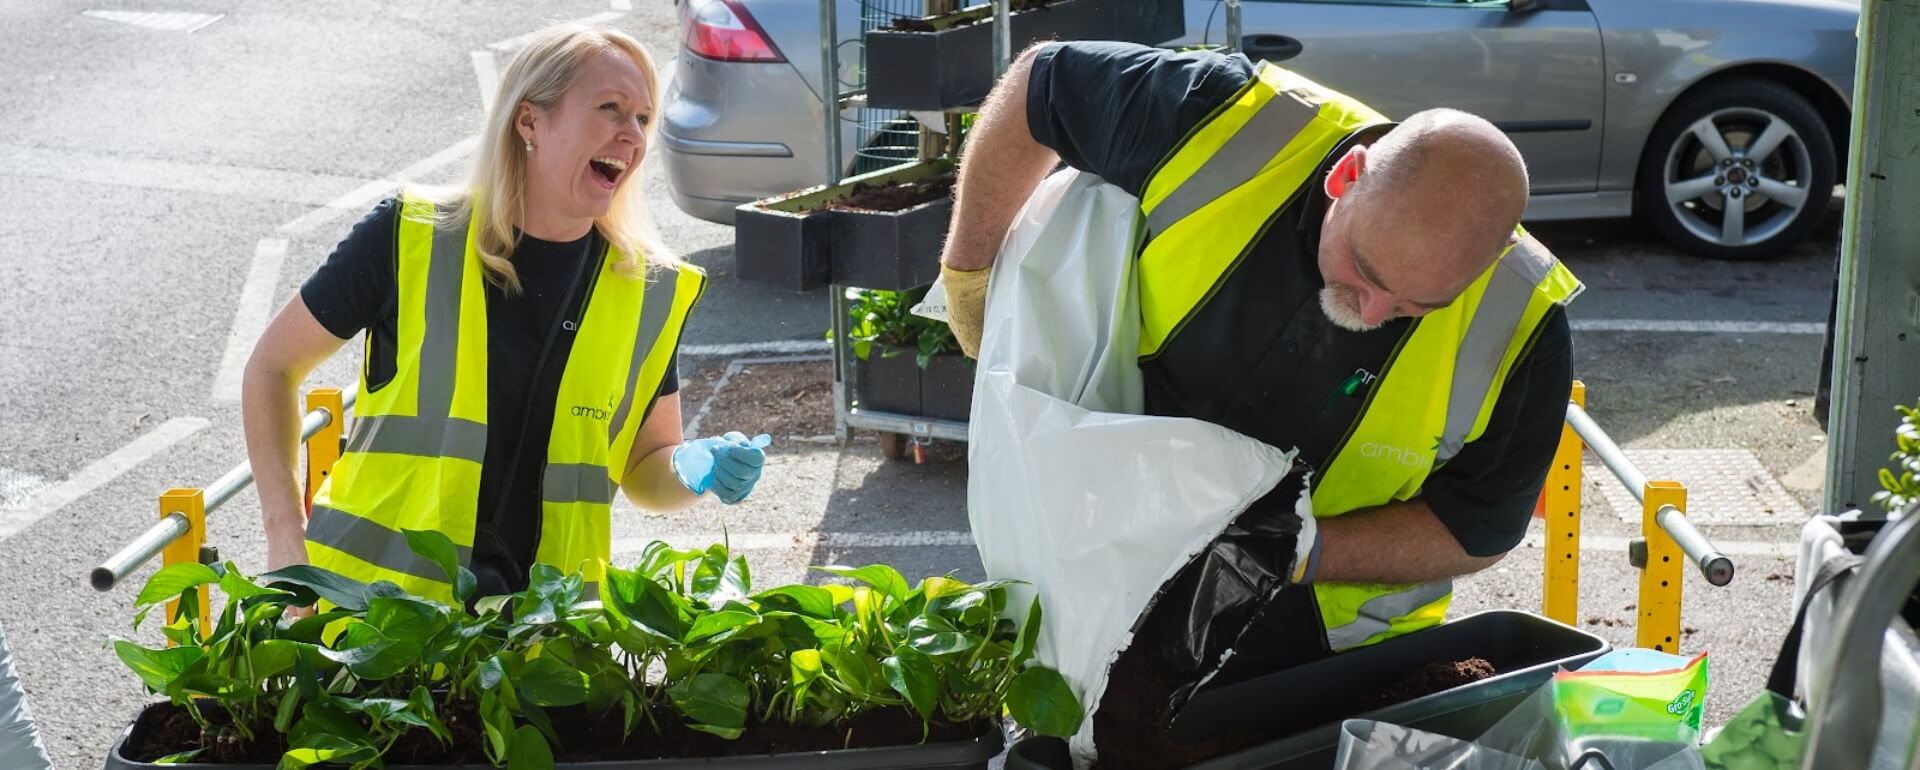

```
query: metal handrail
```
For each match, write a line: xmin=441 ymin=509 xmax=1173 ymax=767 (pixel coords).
xmin=89 ymin=391 xmax=357 ymax=592
xmin=1565 ymin=402 xmax=1735 ymax=587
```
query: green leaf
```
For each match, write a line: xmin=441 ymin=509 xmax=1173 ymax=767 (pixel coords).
xmin=603 ymin=567 xmax=690 ymax=641
xmin=280 ymin=610 xmax=353 ymax=645
xmin=219 ymin=563 xmax=290 ymax=604
xmin=412 ymin=685 xmax=453 ymax=745
xmin=277 ymin=733 xmax=376 ymax=770
xmin=134 ymin=563 xmax=220 ymax=611
xmin=317 ymin=622 xmax=413 ymax=680
xmin=1007 ymin=667 xmax=1085 ymax=738
xmin=906 ymin=615 xmax=978 ymax=656
xmin=815 ymin=565 xmax=909 ymax=604
xmin=260 ymin=566 xmax=372 ymax=611
xmin=823 ymin=641 xmax=883 ymax=697
xmin=478 ymin=656 xmax=507 ymax=690
xmin=635 ymin=541 xmax=705 ymax=582
xmin=669 ymin=672 xmax=749 ymax=730
xmin=481 ymin=690 xmax=513 ymax=764
xmin=249 ymin=639 xmax=304 ymax=681
xmin=883 ymin=648 xmax=938 ymax=718
xmin=274 ymin=688 xmax=304 ymax=735
xmin=715 ymin=554 xmax=751 ymax=604
xmin=401 ymin=529 xmax=478 ymax=602
xmin=291 ymin=702 xmax=371 ymax=747
xmin=520 ymin=656 xmax=590 ymax=707
xmin=790 ymin=648 xmax=824 ymax=694
xmin=153 ymin=748 xmax=206 ymax=765
xmin=686 ymin=723 xmax=745 ymax=740
xmin=113 ymin=641 xmax=204 ymax=692
xmin=685 ymin=609 xmax=760 ymax=644
xmin=1014 ymin=596 xmax=1044 ymax=662
xmin=508 ymin=725 xmax=554 ymax=770
xmin=751 ymin=585 xmax=838 ymax=618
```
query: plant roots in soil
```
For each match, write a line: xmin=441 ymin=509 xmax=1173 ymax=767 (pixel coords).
xmin=820 ymin=175 xmax=956 ymax=213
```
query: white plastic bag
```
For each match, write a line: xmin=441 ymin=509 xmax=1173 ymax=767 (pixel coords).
xmin=958 ymin=168 xmax=1299 ymax=768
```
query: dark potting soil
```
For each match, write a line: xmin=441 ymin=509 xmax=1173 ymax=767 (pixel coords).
xmin=124 ymin=698 xmax=990 ymax=765
xmin=821 ymin=175 xmax=955 ymax=213
xmin=1361 ymin=657 xmax=1498 ymax=711
xmin=886 ymin=0 xmax=1057 ymax=31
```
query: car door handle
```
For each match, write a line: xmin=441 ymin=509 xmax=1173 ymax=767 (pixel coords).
xmin=1240 ymin=34 xmax=1303 ymax=62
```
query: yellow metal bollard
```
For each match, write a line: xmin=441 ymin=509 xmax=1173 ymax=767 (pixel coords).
xmin=1542 ymin=381 xmax=1586 ymax=625
xmin=304 ymin=388 xmax=344 ymax=515
xmin=159 ymin=488 xmax=209 ymax=642
xmin=1637 ymin=480 xmax=1687 ymax=652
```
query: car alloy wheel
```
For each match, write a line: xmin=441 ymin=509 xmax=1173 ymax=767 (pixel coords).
xmin=1661 ymin=106 xmax=1814 ymax=250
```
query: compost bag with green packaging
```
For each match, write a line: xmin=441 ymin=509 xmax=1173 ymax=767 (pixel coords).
xmin=924 ymin=166 xmax=1311 ymax=768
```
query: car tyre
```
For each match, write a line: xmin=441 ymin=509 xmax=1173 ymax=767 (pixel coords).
xmin=1637 ymin=78 xmax=1836 ymax=261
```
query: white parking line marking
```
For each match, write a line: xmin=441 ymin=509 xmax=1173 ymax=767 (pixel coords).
xmin=611 ymin=0 xmax=633 ymax=10
xmin=0 ymin=418 xmax=211 ymax=539
xmin=0 ymin=143 xmax=377 ymax=206
xmin=82 ymin=9 xmax=223 ymax=33
xmin=1572 ymin=319 xmax=1825 ymax=335
xmin=210 ymin=239 xmax=291 ymax=403
xmin=610 ymin=530 xmax=978 ymax=556
xmin=470 ymin=50 xmax=500 ymax=115
xmin=277 ymin=136 xmax=479 ymax=235
xmin=682 ymin=340 xmax=833 ymax=357
xmin=488 ymin=11 xmax=626 ymax=52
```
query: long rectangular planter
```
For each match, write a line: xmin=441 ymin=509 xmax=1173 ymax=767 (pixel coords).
xmin=917 ymin=354 xmax=975 ymax=422
xmin=856 ymin=345 xmax=925 ymax=415
xmin=864 ymin=0 xmax=1184 ymax=111
xmin=735 ymin=161 xmax=953 ymax=293
xmin=1005 ymin=610 xmax=1609 ymax=770
xmin=106 ymin=702 xmax=1004 ymax=770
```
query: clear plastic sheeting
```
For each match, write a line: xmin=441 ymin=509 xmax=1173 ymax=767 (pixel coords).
xmin=0 ymin=620 xmax=52 ymax=770
xmin=1334 ymin=685 xmax=1708 ymax=770
xmin=955 ymin=168 xmax=1297 ymax=768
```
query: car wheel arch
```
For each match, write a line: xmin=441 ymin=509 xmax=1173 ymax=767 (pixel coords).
xmin=1632 ymin=61 xmax=1853 ymax=198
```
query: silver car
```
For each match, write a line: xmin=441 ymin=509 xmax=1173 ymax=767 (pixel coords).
xmin=662 ymin=0 xmax=1857 ymax=260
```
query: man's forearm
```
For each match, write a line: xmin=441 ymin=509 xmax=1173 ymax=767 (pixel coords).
xmin=940 ymin=43 xmax=1062 ymax=272
xmin=1313 ymin=498 xmax=1505 ymax=585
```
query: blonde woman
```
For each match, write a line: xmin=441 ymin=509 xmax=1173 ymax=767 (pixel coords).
xmin=242 ymin=23 xmax=767 ymax=603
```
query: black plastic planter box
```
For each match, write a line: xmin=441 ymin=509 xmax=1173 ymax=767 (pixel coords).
xmin=865 ymin=0 xmax=1185 ymax=111
xmin=105 ymin=702 xmax=1005 ymax=770
xmin=857 ymin=346 xmax=924 ymax=415
xmin=1006 ymin=610 xmax=1609 ymax=770
xmin=734 ymin=193 xmax=832 ymax=292
xmin=734 ymin=161 xmax=952 ymax=293
xmin=918 ymin=354 xmax=975 ymax=422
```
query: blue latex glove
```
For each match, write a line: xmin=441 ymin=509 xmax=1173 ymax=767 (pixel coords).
xmin=672 ymin=432 xmax=771 ymax=505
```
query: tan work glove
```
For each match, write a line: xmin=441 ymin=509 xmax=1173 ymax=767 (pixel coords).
xmin=940 ymin=263 xmax=992 ymax=359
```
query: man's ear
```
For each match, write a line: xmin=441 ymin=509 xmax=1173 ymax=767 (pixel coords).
xmin=1324 ymin=144 xmax=1368 ymax=199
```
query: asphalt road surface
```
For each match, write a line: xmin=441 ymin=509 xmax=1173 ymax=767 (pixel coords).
xmin=0 ymin=2 xmax=1851 ymax=768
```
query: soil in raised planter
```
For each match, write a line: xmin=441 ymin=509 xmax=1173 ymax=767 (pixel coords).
xmin=125 ymin=698 xmax=990 ymax=765
xmin=887 ymin=0 xmax=1060 ymax=31
xmin=1360 ymin=657 xmax=1498 ymax=711
xmin=818 ymin=174 xmax=955 ymax=213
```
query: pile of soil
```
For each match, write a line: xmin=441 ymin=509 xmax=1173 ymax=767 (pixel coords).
xmin=886 ymin=0 xmax=1058 ymax=32
xmin=124 ymin=700 xmax=991 ymax=764
xmin=696 ymin=360 xmax=835 ymax=441
xmin=1361 ymin=658 xmax=1498 ymax=711
xmin=820 ymin=175 xmax=955 ymax=213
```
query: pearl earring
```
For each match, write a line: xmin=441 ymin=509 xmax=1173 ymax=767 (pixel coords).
xmin=524 ymin=140 xmax=533 ymax=152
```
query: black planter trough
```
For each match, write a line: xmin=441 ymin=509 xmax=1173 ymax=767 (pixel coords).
xmin=864 ymin=0 xmax=1185 ymax=111
xmin=917 ymin=354 xmax=975 ymax=422
xmin=857 ymin=345 xmax=926 ymax=416
xmin=105 ymin=702 xmax=1006 ymax=770
xmin=1006 ymin=610 xmax=1610 ymax=770
xmin=733 ymin=160 xmax=953 ymax=293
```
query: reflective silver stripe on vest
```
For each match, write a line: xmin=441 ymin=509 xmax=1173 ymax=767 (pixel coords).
xmin=417 ymin=219 xmax=468 ymax=417
xmin=607 ymin=271 xmax=684 ymax=445
xmin=543 ymin=463 xmax=615 ymax=505
xmin=1325 ymin=579 xmax=1452 ymax=651
xmin=1143 ymin=86 xmax=1323 ymax=240
xmin=1433 ymin=242 xmax=1556 ymax=464
xmin=307 ymin=504 xmax=474 ymax=583
xmin=346 ymin=414 xmax=488 ymax=464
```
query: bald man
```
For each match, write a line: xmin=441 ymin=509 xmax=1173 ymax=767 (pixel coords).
xmin=939 ymin=41 xmax=1580 ymax=690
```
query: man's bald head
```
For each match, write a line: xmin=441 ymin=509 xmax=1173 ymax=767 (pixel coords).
xmin=1315 ymin=109 xmax=1530 ymax=331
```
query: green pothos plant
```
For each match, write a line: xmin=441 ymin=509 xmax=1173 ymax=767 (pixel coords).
xmin=115 ymin=532 xmax=1081 ymax=769
xmin=1872 ymin=399 xmax=1920 ymax=515
xmin=831 ymin=286 xmax=960 ymax=368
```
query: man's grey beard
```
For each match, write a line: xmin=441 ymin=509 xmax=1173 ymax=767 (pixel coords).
xmin=1319 ymin=285 xmax=1380 ymax=333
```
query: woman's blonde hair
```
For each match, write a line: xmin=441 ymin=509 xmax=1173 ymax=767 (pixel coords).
xmin=422 ymin=22 xmax=677 ymax=294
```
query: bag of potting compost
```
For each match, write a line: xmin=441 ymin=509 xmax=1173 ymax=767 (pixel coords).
xmin=948 ymin=167 xmax=1304 ymax=768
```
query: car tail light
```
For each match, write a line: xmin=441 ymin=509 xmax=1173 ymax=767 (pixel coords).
xmin=684 ymin=0 xmax=785 ymax=63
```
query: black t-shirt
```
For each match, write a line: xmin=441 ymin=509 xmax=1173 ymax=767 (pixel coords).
xmin=1027 ymin=42 xmax=1573 ymax=557
xmin=301 ymin=197 xmax=679 ymax=591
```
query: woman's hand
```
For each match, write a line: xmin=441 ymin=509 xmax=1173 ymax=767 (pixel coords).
xmin=672 ymin=432 xmax=771 ymax=504
xmin=243 ymin=294 xmax=345 ymax=619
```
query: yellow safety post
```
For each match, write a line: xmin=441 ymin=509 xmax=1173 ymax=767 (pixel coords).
xmin=1637 ymin=480 xmax=1687 ymax=652
xmin=1542 ymin=381 xmax=1586 ymax=625
xmin=159 ymin=488 xmax=209 ymax=642
xmin=304 ymin=388 xmax=344 ymax=515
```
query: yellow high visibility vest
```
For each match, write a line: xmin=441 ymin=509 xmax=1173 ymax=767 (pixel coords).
xmin=306 ymin=193 xmax=705 ymax=605
xmin=1136 ymin=62 xmax=1583 ymax=652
